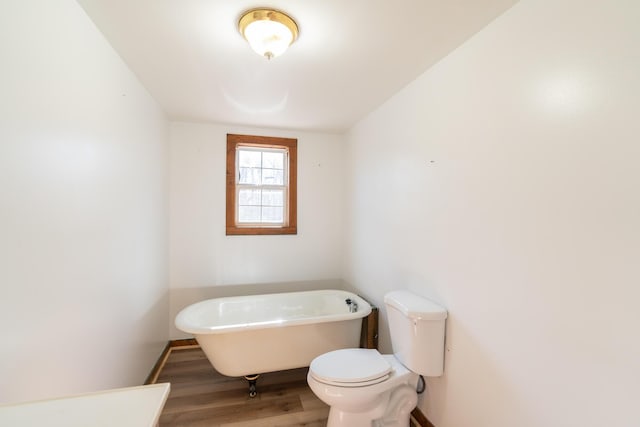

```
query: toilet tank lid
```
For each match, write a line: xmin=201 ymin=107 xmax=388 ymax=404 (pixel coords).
xmin=384 ymin=290 xmax=447 ymax=320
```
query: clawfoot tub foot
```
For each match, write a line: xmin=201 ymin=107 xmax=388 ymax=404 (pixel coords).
xmin=244 ymin=374 xmax=260 ymax=398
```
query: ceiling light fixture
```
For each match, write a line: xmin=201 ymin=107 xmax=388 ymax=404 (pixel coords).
xmin=238 ymin=8 xmax=299 ymax=60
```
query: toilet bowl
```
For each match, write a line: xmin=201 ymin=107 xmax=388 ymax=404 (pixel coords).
xmin=307 ymin=290 xmax=447 ymax=427
xmin=307 ymin=349 xmax=419 ymax=427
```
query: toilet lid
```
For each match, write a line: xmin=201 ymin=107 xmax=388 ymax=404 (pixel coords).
xmin=309 ymin=349 xmax=392 ymax=386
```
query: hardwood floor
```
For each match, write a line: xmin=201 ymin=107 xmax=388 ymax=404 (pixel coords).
xmin=155 ymin=347 xmax=329 ymax=426
xmin=154 ymin=346 xmax=424 ymax=427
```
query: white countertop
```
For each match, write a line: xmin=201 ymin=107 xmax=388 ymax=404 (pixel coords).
xmin=0 ymin=383 xmax=170 ymax=427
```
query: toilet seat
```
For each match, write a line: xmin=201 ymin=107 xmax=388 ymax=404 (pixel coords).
xmin=309 ymin=349 xmax=392 ymax=387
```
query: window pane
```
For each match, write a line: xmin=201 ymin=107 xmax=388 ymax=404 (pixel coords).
xmin=238 ymin=150 xmax=261 ymax=168
xmin=238 ymin=206 xmax=260 ymax=223
xmin=262 ymin=189 xmax=284 ymax=207
xmin=238 ymin=189 xmax=261 ymax=206
xmin=262 ymin=206 xmax=284 ymax=223
xmin=238 ymin=167 xmax=261 ymax=185
xmin=263 ymin=151 xmax=284 ymax=169
xmin=262 ymin=168 xmax=284 ymax=185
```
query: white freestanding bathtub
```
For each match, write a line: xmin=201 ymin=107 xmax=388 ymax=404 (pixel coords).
xmin=175 ymin=289 xmax=372 ymax=378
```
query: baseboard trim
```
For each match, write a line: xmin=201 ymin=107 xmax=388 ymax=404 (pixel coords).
xmin=145 ymin=339 xmax=199 ymax=385
xmin=169 ymin=338 xmax=198 ymax=348
xmin=411 ymin=407 xmax=435 ymax=427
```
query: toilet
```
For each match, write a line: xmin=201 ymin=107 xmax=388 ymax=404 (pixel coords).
xmin=307 ymin=290 xmax=447 ymax=427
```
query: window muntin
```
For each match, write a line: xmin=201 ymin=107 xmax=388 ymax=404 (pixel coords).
xmin=226 ymin=134 xmax=297 ymax=235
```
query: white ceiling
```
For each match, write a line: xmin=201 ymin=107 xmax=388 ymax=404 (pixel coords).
xmin=77 ymin=0 xmax=517 ymax=133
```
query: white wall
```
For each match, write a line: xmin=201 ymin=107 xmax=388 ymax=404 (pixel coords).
xmin=0 ymin=0 xmax=169 ymax=403
xmin=169 ymin=122 xmax=345 ymax=338
xmin=344 ymin=0 xmax=640 ymax=426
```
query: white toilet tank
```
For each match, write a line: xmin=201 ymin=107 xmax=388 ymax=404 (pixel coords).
xmin=384 ymin=290 xmax=447 ymax=377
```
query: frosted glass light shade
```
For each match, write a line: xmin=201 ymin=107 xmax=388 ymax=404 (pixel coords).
xmin=239 ymin=9 xmax=299 ymax=60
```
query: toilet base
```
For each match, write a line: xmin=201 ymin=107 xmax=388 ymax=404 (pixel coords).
xmin=327 ymin=408 xmax=379 ymax=427
xmin=325 ymin=384 xmax=418 ymax=427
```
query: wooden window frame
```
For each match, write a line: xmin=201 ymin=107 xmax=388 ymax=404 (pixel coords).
xmin=226 ymin=134 xmax=297 ymax=235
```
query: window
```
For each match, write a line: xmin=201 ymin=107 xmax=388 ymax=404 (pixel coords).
xmin=226 ymin=134 xmax=297 ymax=235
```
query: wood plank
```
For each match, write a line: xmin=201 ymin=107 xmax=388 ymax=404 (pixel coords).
xmin=160 ymin=395 xmax=304 ymax=427
xmin=158 ymin=358 xmax=216 ymax=378
xmin=299 ymin=390 xmax=328 ymax=412
xmin=220 ymin=407 xmax=330 ymax=427
xmin=155 ymin=347 xmax=329 ymax=427
xmin=165 ymin=347 xmax=208 ymax=363
xmin=162 ymin=381 xmax=314 ymax=415
xmin=163 ymin=379 xmax=246 ymax=399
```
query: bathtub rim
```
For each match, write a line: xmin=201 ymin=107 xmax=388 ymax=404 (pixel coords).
xmin=174 ymin=289 xmax=372 ymax=335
